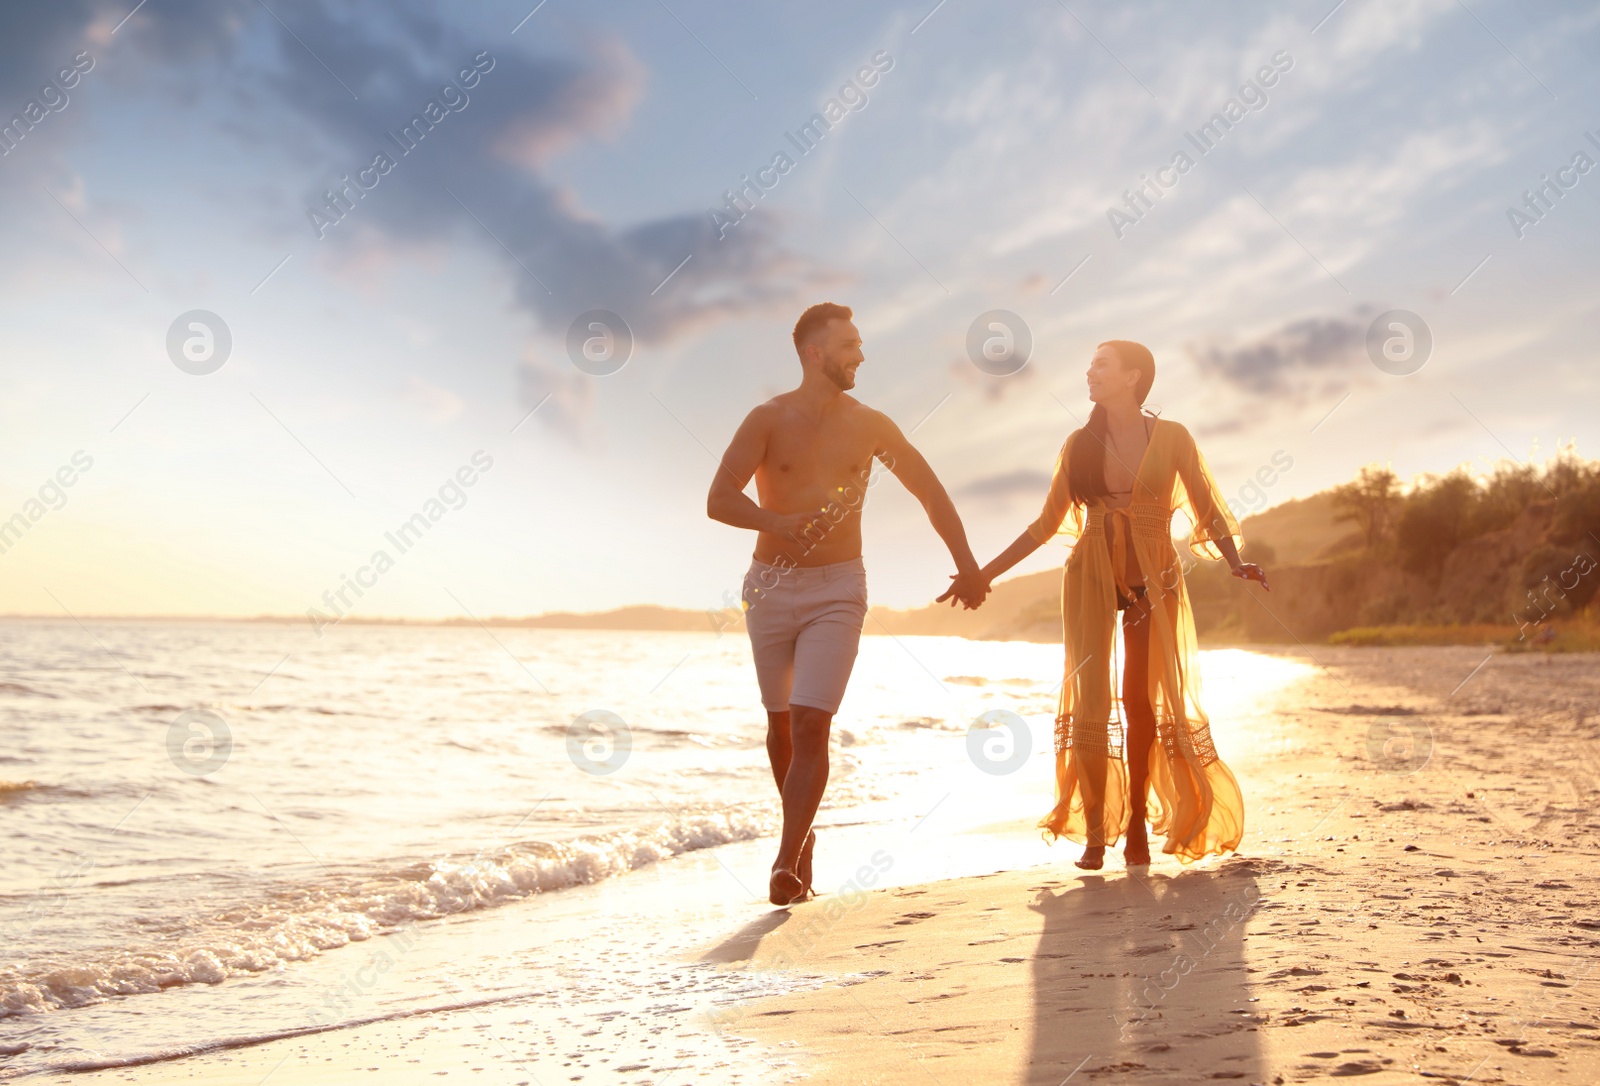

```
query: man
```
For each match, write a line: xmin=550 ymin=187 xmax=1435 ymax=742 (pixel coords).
xmin=707 ymin=301 xmax=988 ymax=906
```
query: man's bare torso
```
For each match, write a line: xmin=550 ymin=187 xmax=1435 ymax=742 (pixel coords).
xmin=751 ymin=391 xmax=886 ymax=567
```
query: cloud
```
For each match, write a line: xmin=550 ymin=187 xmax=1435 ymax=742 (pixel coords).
xmin=517 ymin=351 xmax=593 ymax=443
xmin=1188 ymin=310 xmax=1376 ymax=397
xmin=945 ymin=354 xmax=1037 ymax=403
xmin=956 ymin=468 xmax=1051 ymax=501
xmin=253 ymin=5 xmax=829 ymax=343
xmin=0 ymin=1 xmax=828 ymax=343
xmin=0 ymin=1 xmax=245 ymax=122
xmin=400 ymin=375 xmax=463 ymax=425
xmin=1189 ymin=416 xmax=1248 ymax=440
xmin=488 ymin=36 xmax=643 ymax=171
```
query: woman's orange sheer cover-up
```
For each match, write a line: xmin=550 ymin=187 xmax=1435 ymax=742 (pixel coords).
xmin=1026 ymin=418 xmax=1245 ymax=862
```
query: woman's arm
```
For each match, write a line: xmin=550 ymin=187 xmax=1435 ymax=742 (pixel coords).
xmin=1175 ymin=431 xmax=1237 ymax=552
xmin=1214 ymin=534 xmax=1271 ymax=590
xmin=938 ymin=435 xmax=1081 ymax=607
xmin=982 ymin=530 xmax=1044 ymax=584
xmin=1176 ymin=429 xmax=1271 ymax=590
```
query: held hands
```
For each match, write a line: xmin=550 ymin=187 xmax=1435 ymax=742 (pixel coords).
xmin=1231 ymin=563 xmax=1271 ymax=591
xmin=935 ymin=568 xmax=991 ymax=610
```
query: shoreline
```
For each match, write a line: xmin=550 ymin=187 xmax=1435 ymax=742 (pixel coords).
xmin=0 ymin=611 xmax=1576 ymax=651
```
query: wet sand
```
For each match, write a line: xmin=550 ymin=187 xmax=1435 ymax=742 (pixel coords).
xmin=62 ymin=646 xmax=1600 ymax=1085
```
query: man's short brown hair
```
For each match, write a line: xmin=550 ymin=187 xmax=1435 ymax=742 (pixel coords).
xmin=792 ymin=302 xmax=853 ymax=354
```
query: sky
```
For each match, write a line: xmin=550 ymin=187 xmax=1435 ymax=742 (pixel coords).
xmin=0 ymin=0 xmax=1597 ymax=622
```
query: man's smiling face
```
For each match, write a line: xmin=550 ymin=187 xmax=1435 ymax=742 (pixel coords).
xmin=816 ymin=318 xmax=864 ymax=391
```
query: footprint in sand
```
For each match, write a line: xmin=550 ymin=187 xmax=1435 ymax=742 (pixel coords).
xmin=1328 ymin=1059 xmax=1387 ymax=1076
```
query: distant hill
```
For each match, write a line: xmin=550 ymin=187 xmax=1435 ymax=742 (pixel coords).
xmin=495 ymin=605 xmax=714 ymax=631
xmin=865 ymin=496 xmax=1351 ymax=642
xmin=1228 ymin=490 xmax=1359 ymax=566
xmin=232 ymin=454 xmax=1600 ymax=646
xmin=233 ymin=605 xmax=720 ymax=633
xmin=869 ymin=569 xmax=1061 ymax=641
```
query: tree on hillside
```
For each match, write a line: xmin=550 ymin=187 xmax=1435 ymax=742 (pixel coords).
xmin=1474 ymin=458 xmax=1544 ymax=535
xmin=1554 ymin=475 xmax=1600 ymax=550
xmin=1330 ymin=465 xmax=1400 ymax=549
xmin=1522 ymin=544 xmax=1599 ymax=619
xmin=1544 ymin=473 xmax=1600 ymax=616
xmin=1395 ymin=470 xmax=1477 ymax=576
xmin=1542 ymin=440 xmax=1599 ymax=499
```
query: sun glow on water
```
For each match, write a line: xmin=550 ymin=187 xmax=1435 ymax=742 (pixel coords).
xmin=1194 ymin=648 xmax=1316 ymax=753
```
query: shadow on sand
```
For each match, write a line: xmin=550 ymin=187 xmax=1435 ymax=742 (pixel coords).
xmin=1025 ymin=856 xmax=1268 ymax=1084
xmin=700 ymin=910 xmax=794 ymax=965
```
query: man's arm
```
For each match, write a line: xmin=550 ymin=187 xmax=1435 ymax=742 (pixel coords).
xmin=707 ymin=406 xmax=815 ymax=539
xmin=936 ymin=528 xmax=1043 ymax=607
xmin=875 ymin=413 xmax=983 ymax=596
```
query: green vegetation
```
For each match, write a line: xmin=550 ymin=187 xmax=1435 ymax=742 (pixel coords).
xmin=1328 ymin=624 xmax=1515 ymax=647
xmin=1195 ymin=445 xmax=1600 ymax=647
xmin=1324 ymin=618 xmax=1600 ymax=652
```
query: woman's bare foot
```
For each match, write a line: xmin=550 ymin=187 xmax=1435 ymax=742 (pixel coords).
xmin=769 ymin=867 xmax=804 ymax=906
xmin=1074 ymin=845 xmax=1105 ymax=870
xmin=798 ymin=830 xmax=817 ymax=898
xmin=1124 ymin=825 xmax=1151 ymax=866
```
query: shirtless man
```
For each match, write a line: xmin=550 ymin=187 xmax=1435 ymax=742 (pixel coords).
xmin=707 ymin=302 xmax=989 ymax=906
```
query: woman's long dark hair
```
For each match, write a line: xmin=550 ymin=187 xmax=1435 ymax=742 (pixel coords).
xmin=1065 ymin=340 xmax=1157 ymax=506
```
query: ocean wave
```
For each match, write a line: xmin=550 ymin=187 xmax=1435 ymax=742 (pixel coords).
xmin=0 ymin=804 xmax=774 ymax=1019
xmin=242 ymin=704 xmax=356 ymax=715
xmin=945 ymin=674 xmax=1041 ymax=687
xmin=3 ymin=965 xmax=817 ymax=1078
xmin=536 ymin=721 xmax=755 ymax=748
xmin=894 ymin=716 xmax=961 ymax=731
xmin=0 ymin=780 xmax=131 ymax=809
xmin=14 ymin=991 xmax=540 ymax=1077
xmin=0 ymin=682 xmax=55 ymax=698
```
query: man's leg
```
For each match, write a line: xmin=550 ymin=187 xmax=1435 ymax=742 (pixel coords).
xmin=768 ymin=561 xmax=864 ymax=905
xmin=770 ymin=703 xmax=831 ymax=904
xmin=766 ymin=709 xmax=792 ymax=790
xmin=743 ymin=562 xmax=806 ymax=904
xmin=765 ymin=710 xmax=817 ymax=895
xmin=1121 ymin=593 xmax=1156 ymax=864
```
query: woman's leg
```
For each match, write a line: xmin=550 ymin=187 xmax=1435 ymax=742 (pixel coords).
xmin=1121 ymin=591 xmax=1156 ymax=864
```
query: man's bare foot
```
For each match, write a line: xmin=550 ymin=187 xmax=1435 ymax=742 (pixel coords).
xmin=1074 ymin=845 xmax=1105 ymax=871
xmin=769 ymin=867 xmax=804 ymax=906
xmin=1124 ymin=825 xmax=1151 ymax=866
xmin=798 ymin=830 xmax=817 ymax=897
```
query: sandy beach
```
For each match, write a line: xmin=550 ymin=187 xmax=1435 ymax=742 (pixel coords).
xmin=717 ymin=646 xmax=1600 ymax=1085
xmin=53 ymin=644 xmax=1598 ymax=1085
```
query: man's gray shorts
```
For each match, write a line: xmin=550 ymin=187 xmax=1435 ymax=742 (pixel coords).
xmin=741 ymin=557 xmax=867 ymax=715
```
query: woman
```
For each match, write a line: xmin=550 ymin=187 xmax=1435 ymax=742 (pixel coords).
xmin=944 ymin=340 xmax=1269 ymax=868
